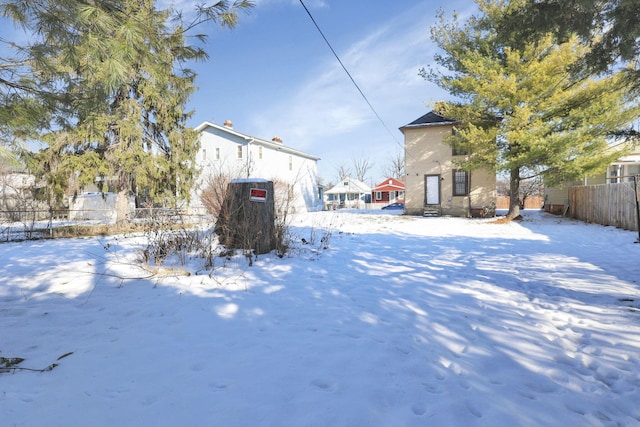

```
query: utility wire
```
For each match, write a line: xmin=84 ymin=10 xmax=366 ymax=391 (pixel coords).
xmin=298 ymin=0 xmax=401 ymax=145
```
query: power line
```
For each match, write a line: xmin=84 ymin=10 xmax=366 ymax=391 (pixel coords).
xmin=297 ymin=0 xmax=401 ymax=145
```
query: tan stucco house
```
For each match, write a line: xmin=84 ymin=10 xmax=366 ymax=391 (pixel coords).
xmin=400 ymin=111 xmax=496 ymax=217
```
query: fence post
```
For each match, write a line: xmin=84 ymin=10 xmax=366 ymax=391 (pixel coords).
xmin=49 ymin=207 xmax=53 ymax=238
xmin=634 ymin=175 xmax=640 ymax=243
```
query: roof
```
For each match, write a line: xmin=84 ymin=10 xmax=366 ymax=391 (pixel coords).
xmin=372 ymin=177 xmax=405 ymax=192
xmin=399 ymin=111 xmax=459 ymax=132
xmin=325 ymin=177 xmax=372 ymax=194
xmin=195 ymin=121 xmax=321 ymax=161
xmin=612 ymin=154 xmax=640 ymax=165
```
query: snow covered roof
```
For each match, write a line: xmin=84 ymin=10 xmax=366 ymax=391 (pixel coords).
xmin=325 ymin=177 xmax=371 ymax=194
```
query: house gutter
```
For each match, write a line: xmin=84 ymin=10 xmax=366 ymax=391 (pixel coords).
xmin=246 ymin=138 xmax=255 ymax=178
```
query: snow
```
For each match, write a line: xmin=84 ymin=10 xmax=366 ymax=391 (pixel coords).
xmin=2 ymin=210 xmax=640 ymax=426
xmin=230 ymin=178 xmax=269 ymax=183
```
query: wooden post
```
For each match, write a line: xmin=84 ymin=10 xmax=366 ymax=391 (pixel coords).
xmin=214 ymin=179 xmax=277 ymax=255
xmin=634 ymin=175 xmax=640 ymax=243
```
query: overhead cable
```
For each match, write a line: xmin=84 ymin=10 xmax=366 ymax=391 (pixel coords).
xmin=298 ymin=0 xmax=401 ymax=145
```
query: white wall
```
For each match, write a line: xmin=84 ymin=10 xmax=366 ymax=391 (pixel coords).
xmin=68 ymin=192 xmax=135 ymax=223
xmin=191 ymin=124 xmax=322 ymax=215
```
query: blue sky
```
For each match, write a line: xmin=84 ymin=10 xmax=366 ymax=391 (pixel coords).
xmin=184 ymin=0 xmax=477 ymax=184
xmin=1 ymin=0 xmax=476 ymax=184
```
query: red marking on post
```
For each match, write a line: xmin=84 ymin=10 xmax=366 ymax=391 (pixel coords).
xmin=250 ymin=188 xmax=267 ymax=202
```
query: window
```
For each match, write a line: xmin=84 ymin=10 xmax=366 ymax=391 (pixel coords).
xmin=259 ymin=146 xmax=263 ymax=160
xmin=288 ymin=156 xmax=293 ymax=171
xmin=237 ymin=145 xmax=242 ymax=159
xmin=452 ymin=169 xmax=469 ymax=196
xmin=375 ymin=191 xmax=382 ymax=200
xmin=215 ymin=147 xmax=220 ymax=160
xmin=202 ymin=149 xmax=207 ymax=161
xmin=451 ymin=129 xmax=468 ymax=156
xmin=452 ymin=144 xmax=468 ymax=156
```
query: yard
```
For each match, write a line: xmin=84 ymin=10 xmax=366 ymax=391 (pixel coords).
xmin=1 ymin=210 xmax=639 ymax=426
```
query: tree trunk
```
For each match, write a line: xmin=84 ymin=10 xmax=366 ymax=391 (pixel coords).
xmin=508 ymin=167 xmax=521 ymax=218
xmin=115 ymin=189 xmax=131 ymax=223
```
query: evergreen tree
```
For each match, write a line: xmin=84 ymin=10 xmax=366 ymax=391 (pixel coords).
xmin=424 ymin=0 xmax=639 ymax=218
xmin=1 ymin=0 xmax=253 ymax=216
xmin=498 ymin=0 xmax=640 ymax=87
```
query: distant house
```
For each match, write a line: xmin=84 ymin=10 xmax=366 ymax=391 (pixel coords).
xmin=371 ymin=177 xmax=405 ymax=205
xmin=0 ymin=171 xmax=51 ymax=220
xmin=544 ymin=141 xmax=640 ymax=215
xmin=191 ymin=120 xmax=323 ymax=215
xmin=1 ymin=172 xmax=36 ymax=211
xmin=325 ymin=177 xmax=371 ymax=209
xmin=400 ymin=111 xmax=496 ymax=217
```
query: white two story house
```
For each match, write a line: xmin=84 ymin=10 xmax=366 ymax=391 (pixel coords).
xmin=191 ymin=120 xmax=323 ymax=216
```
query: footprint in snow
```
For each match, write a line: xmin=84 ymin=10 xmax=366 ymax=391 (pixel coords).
xmin=422 ymin=382 xmax=445 ymax=394
xmin=208 ymin=381 xmax=229 ymax=390
xmin=190 ymin=362 xmax=206 ymax=372
xmin=310 ymin=379 xmax=335 ymax=391
xmin=466 ymin=401 xmax=483 ymax=418
xmin=411 ymin=403 xmax=427 ymax=416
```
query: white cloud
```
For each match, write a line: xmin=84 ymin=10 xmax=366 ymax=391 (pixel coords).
xmin=248 ymin=3 xmax=441 ymax=152
xmin=196 ymin=0 xmax=478 ymax=182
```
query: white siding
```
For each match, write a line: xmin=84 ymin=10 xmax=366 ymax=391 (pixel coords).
xmin=191 ymin=123 xmax=322 ymax=215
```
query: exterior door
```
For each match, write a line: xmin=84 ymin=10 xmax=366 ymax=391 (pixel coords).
xmin=425 ymin=174 xmax=441 ymax=205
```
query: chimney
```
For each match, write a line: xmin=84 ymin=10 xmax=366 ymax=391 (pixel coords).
xmin=223 ymin=119 xmax=233 ymax=129
xmin=272 ymin=136 xmax=283 ymax=143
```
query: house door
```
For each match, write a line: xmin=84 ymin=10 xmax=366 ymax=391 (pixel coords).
xmin=425 ymin=174 xmax=440 ymax=205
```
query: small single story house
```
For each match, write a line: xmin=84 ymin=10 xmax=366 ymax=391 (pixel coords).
xmin=325 ymin=177 xmax=371 ymax=209
xmin=371 ymin=177 xmax=405 ymax=205
xmin=191 ymin=120 xmax=323 ymax=216
xmin=400 ymin=111 xmax=496 ymax=217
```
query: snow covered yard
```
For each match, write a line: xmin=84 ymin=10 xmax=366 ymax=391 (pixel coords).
xmin=1 ymin=210 xmax=639 ymax=426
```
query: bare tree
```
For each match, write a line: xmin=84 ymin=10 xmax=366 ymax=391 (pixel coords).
xmin=201 ymin=157 xmax=309 ymax=219
xmin=496 ymin=175 xmax=543 ymax=208
xmin=199 ymin=162 xmax=245 ymax=218
xmin=335 ymin=164 xmax=351 ymax=181
xmin=200 ymin=171 xmax=232 ymax=218
xmin=380 ymin=149 xmax=405 ymax=180
xmin=352 ymin=157 xmax=373 ymax=182
xmin=519 ymin=176 xmax=544 ymax=208
xmin=496 ymin=177 xmax=510 ymax=197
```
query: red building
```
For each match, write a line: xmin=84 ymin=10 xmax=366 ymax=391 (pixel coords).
xmin=371 ymin=177 xmax=405 ymax=204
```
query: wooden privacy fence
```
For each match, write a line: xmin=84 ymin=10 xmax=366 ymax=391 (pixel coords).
xmin=496 ymin=196 xmax=544 ymax=210
xmin=568 ymin=181 xmax=639 ymax=232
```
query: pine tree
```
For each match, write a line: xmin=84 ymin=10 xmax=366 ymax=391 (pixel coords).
xmin=1 ymin=0 xmax=253 ymax=217
xmin=498 ymin=0 xmax=640 ymax=88
xmin=424 ymin=0 xmax=640 ymax=218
